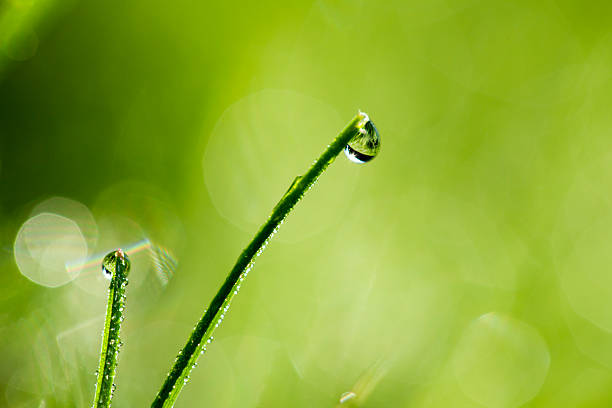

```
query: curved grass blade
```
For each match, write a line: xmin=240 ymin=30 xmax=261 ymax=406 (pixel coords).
xmin=151 ymin=111 xmax=378 ymax=407
xmin=92 ymin=249 xmax=131 ymax=408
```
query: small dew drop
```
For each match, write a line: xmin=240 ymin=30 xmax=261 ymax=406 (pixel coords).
xmin=344 ymin=113 xmax=380 ymax=164
xmin=102 ymin=249 xmax=131 ymax=279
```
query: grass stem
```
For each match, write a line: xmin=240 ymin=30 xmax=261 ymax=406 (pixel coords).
xmin=151 ymin=112 xmax=370 ymax=407
xmin=92 ymin=249 xmax=130 ymax=408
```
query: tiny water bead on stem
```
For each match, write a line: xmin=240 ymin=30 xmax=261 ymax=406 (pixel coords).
xmin=151 ymin=111 xmax=381 ymax=408
xmin=92 ymin=249 xmax=131 ymax=408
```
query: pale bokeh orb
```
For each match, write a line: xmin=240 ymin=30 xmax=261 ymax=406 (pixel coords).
xmin=554 ymin=149 xmax=612 ymax=333
xmin=31 ymin=196 xmax=99 ymax=250
xmin=202 ymin=89 xmax=357 ymax=242
xmin=452 ymin=312 xmax=550 ymax=408
xmin=14 ymin=213 xmax=88 ymax=287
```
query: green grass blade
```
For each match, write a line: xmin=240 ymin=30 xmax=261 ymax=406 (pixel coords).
xmin=151 ymin=111 xmax=376 ymax=408
xmin=92 ymin=249 xmax=131 ymax=408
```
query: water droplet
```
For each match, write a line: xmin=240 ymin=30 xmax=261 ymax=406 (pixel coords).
xmin=102 ymin=249 xmax=131 ymax=279
xmin=344 ymin=112 xmax=380 ymax=164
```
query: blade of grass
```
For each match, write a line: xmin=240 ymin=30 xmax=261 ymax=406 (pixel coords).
xmin=152 ymin=111 xmax=375 ymax=408
xmin=92 ymin=249 xmax=131 ymax=408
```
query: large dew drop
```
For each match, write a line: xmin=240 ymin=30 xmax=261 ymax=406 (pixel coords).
xmin=344 ymin=113 xmax=381 ymax=164
xmin=102 ymin=249 xmax=131 ymax=280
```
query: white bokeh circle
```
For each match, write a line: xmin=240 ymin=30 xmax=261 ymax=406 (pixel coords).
xmin=14 ymin=213 xmax=88 ymax=287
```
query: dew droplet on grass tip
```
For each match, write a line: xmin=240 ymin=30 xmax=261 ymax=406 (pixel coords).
xmin=344 ymin=114 xmax=380 ymax=164
xmin=101 ymin=249 xmax=131 ymax=279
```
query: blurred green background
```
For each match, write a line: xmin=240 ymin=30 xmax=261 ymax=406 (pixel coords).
xmin=1 ymin=0 xmax=612 ymax=407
